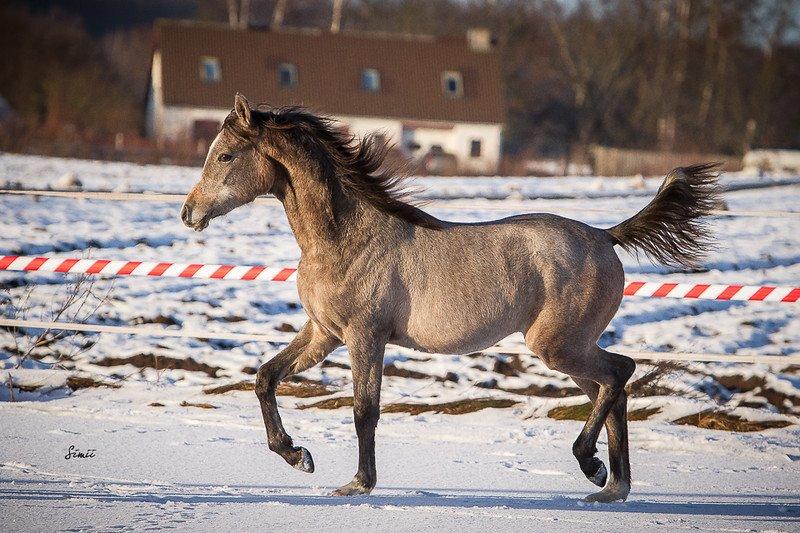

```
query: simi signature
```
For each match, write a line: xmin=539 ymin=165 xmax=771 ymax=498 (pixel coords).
xmin=65 ymin=445 xmax=96 ymax=460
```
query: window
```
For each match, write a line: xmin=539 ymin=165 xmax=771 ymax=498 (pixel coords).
xmin=279 ymin=63 xmax=297 ymax=88
xmin=470 ymin=139 xmax=482 ymax=158
xmin=442 ymin=71 xmax=463 ymax=98
xmin=362 ymin=68 xmax=380 ymax=92
xmin=200 ymin=57 xmax=221 ymax=83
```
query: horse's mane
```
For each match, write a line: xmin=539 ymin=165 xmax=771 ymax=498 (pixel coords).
xmin=223 ymin=106 xmax=441 ymax=230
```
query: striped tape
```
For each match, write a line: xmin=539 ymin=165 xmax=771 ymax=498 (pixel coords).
xmin=0 ymin=255 xmax=296 ymax=282
xmin=1 ymin=255 xmax=798 ymax=303
xmin=623 ymin=280 xmax=800 ymax=303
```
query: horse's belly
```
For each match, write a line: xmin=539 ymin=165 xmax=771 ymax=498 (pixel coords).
xmin=394 ymin=298 xmax=523 ymax=355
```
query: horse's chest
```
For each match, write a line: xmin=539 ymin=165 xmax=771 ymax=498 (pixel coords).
xmin=296 ymin=269 xmax=354 ymax=338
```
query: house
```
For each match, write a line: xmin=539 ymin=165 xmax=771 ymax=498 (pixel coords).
xmin=146 ymin=20 xmax=506 ymax=174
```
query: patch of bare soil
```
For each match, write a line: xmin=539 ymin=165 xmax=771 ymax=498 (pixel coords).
xmin=383 ymin=363 xmax=459 ymax=383
xmin=717 ymin=374 xmax=800 ymax=414
xmin=94 ymin=353 xmax=222 ymax=377
xmin=275 ymin=322 xmax=298 ymax=333
xmin=179 ymin=400 xmax=217 ymax=409
xmin=381 ymin=398 xmax=520 ymax=415
xmin=130 ymin=315 xmax=181 ymax=326
xmin=149 ymin=402 xmax=165 ymax=407
xmin=492 ymin=355 xmax=527 ymax=377
xmin=66 ymin=375 xmax=121 ymax=390
xmin=321 ymin=360 xmax=350 ymax=370
xmin=672 ymin=409 xmax=793 ymax=432
xmin=547 ymin=402 xmax=661 ymax=421
xmin=203 ymin=379 xmax=335 ymax=398
xmin=499 ymin=384 xmax=582 ymax=397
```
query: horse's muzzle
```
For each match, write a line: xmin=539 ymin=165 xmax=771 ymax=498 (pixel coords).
xmin=180 ymin=202 xmax=209 ymax=231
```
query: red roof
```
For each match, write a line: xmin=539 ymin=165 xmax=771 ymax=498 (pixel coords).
xmin=155 ymin=20 xmax=505 ymax=124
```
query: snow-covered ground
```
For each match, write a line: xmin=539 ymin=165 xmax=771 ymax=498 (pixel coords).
xmin=1 ymin=153 xmax=799 ymax=531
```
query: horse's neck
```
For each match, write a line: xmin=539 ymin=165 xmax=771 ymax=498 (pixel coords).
xmin=277 ymin=168 xmax=399 ymax=258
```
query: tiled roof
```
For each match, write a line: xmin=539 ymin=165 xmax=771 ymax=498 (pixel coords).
xmin=155 ymin=20 xmax=505 ymax=124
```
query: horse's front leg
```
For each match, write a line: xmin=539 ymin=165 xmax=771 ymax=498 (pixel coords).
xmin=331 ymin=334 xmax=385 ymax=496
xmin=255 ymin=321 xmax=341 ymax=472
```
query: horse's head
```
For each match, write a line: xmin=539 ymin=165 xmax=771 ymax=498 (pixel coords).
xmin=181 ymin=94 xmax=281 ymax=231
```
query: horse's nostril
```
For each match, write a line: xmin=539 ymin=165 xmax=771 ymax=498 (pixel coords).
xmin=181 ymin=204 xmax=192 ymax=224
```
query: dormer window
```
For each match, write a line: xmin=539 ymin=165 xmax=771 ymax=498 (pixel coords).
xmin=279 ymin=63 xmax=297 ymax=88
xmin=200 ymin=57 xmax=221 ymax=83
xmin=442 ymin=71 xmax=463 ymax=98
xmin=362 ymin=68 xmax=380 ymax=92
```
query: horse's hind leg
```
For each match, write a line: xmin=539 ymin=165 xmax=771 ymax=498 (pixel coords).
xmin=529 ymin=334 xmax=634 ymax=502
xmin=331 ymin=335 xmax=385 ymax=496
xmin=572 ymin=376 xmax=632 ymax=503
xmin=254 ymin=321 xmax=340 ymax=472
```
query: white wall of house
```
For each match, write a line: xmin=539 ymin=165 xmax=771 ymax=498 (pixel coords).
xmin=339 ymin=115 xmax=502 ymax=174
xmin=148 ymin=96 xmax=502 ymax=173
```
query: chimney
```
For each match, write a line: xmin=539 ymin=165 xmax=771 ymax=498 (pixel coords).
xmin=466 ymin=28 xmax=495 ymax=52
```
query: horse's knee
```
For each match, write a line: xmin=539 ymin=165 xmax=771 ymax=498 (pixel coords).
xmin=254 ymin=361 xmax=281 ymax=399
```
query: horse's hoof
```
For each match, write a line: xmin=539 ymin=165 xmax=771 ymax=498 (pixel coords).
xmin=330 ymin=479 xmax=373 ymax=496
xmin=291 ymin=447 xmax=314 ymax=473
xmin=579 ymin=457 xmax=607 ymax=487
xmin=588 ymin=461 xmax=607 ymax=487
xmin=583 ymin=482 xmax=630 ymax=503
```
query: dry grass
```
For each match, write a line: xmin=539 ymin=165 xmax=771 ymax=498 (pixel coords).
xmin=298 ymin=396 xmax=520 ymax=415
xmin=179 ymin=400 xmax=217 ymax=409
xmin=381 ymin=398 xmax=519 ymax=415
xmin=202 ymin=379 xmax=335 ymax=397
xmin=626 ymin=361 xmax=685 ymax=398
xmin=298 ymin=396 xmax=355 ymax=410
xmin=547 ymin=402 xmax=661 ymax=421
xmin=672 ymin=410 xmax=793 ymax=432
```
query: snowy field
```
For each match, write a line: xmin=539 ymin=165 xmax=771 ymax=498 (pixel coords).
xmin=1 ymin=153 xmax=799 ymax=531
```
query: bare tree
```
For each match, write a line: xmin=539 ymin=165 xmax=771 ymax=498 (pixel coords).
xmin=331 ymin=0 xmax=345 ymax=32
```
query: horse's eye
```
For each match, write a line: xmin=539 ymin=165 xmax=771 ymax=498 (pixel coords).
xmin=218 ymin=153 xmax=234 ymax=163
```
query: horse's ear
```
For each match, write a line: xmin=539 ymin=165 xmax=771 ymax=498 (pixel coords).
xmin=234 ymin=93 xmax=252 ymax=126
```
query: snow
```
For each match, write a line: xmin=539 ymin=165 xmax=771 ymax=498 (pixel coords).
xmin=1 ymin=153 xmax=799 ymax=530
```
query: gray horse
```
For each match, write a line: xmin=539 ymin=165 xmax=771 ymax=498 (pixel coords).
xmin=181 ymin=94 xmax=718 ymax=502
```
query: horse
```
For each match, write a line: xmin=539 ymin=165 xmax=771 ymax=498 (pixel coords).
xmin=181 ymin=94 xmax=719 ymax=502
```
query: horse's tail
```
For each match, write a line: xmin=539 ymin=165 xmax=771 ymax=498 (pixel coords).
xmin=606 ymin=163 xmax=721 ymax=268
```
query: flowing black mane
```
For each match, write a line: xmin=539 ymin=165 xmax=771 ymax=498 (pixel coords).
xmin=224 ymin=107 xmax=441 ymax=230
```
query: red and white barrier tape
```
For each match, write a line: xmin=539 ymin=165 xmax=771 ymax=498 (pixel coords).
xmin=0 ymin=255 xmax=296 ymax=282
xmin=623 ymin=280 xmax=800 ymax=303
xmin=1 ymin=255 xmax=798 ymax=303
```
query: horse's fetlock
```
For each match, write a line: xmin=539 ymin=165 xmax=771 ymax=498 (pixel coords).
xmin=572 ymin=438 xmax=596 ymax=459
xmin=618 ymin=356 xmax=636 ymax=382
